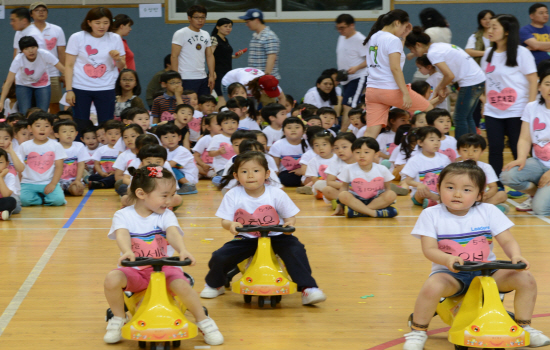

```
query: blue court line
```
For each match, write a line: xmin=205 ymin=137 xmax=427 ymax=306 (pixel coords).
xmin=62 ymin=189 xmax=94 ymax=228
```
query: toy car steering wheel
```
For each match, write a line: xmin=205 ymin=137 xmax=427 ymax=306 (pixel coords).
xmin=121 ymin=256 xmax=192 ymax=271
xmin=236 ymin=225 xmax=295 ymax=237
xmin=453 ymin=260 xmax=527 ymax=275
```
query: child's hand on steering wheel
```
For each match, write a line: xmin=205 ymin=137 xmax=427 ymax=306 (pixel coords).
xmin=119 ymin=251 xmax=136 ymax=265
xmin=512 ymin=256 xmax=530 ymax=270
xmin=446 ymin=255 xmax=464 ymax=273
xmin=179 ymin=250 xmax=196 ymax=266
xmin=229 ymin=222 xmax=243 ymax=235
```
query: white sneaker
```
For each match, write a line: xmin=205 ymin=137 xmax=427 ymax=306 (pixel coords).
xmin=403 ymin=330 xmax=428 ymax=350
xmin=103 ymin=316 xmax=126 ymax=343
xmin=516 ymin=196 xmax=533 ymax=212
xmin=301 ymin=287 xmax=326 ymax=305
xmin=207 ymin=169 xmax=216 ymax=178
xmin=197 ymin=317 xmax=224 ymax=345
xmin=0 ymin=210 xmax=9 ymax=221
xmin=200 ymin=285 xmax=225 ymax=299
xmin=524 ymin=325 xmax=550 ymax=347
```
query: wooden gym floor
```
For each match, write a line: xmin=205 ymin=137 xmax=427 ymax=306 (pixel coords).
xmin=1 ymin=151 xmax=549 ymax=350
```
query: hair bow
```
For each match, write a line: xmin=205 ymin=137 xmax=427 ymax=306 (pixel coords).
xmin=147 ymin=166 xmax=163 ymax=178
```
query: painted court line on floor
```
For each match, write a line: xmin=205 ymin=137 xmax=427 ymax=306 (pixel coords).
xmin=0 ymin=190 xmax=94 ymax=336
xmin=507 ymin=199 xmax=550 ymax=225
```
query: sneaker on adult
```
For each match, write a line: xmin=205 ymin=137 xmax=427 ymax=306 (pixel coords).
xmin=403 ymin=330 xmax=428 ymax=350
xmin=200 ymin=285 xmax=225 ymax=299
xmin=391 ymin=183 xmax=409 ymax=196
xmin=177 ymin=184 xmax=198 ymax=195
xmin=301 ymin=287 xmax=326 ymax=305
xmin=376 ymin=206 xmax=398 ymax=218
xmin=296 ymin=186 xmax=313 ymax=195
xmin=524 ymin=325 xmax=550 ymax=347
xmin=0 ymin=210 xmax=10 ymax=221
xmin=345 ymin=206 xmax=367 ymax=218
xmin=104 ymin=316 xmax=126 ymax=343
xmin=422 ymin=198 xmax=438 ymax=209
xmin=496 ymin=203 xmax=510 ymax=214
xmin=516 ymin=196 xmax=533 ymax=212
xmin=197 ymin=317 xmax=224 ymax=345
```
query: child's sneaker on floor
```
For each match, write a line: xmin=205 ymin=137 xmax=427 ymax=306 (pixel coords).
xmin=296 ymin=186 xmax=313 ymax=195
xmin=104 ymin=316 xmax=126 ymax=343
xmin=331 ymin=199 xmax=338 ymax=210
xmin=506 ymin=186 xmax=525 ymax=198
xmin=177 ymin=184 xmax=198 ymax=195
xmin=516 ymin=196 xmax=533 ymax=212
xmin=207 ymin=169 xmax=216 ymax=178
xmin=380 ymin=159 xmax=392 ymax=169
xmin=200 ymin=285 xmax=225 ymax=298
xmin=344 ymin=206 xmax=367 ymax=218
xmin=391 ymin=183 xmax=409 ymax=196
xmin=301 ymin=287 xmax=326 ymax=305
xmin=403 ymin=330 xmax=428 ymax=350
xmin=376 ymin=206 xmax=398 ymax=218
xmin=315 ymin=190 xmax=324 ymax=199
xmin=496 ymin=203 xmax=510 ymax=214
xmin=88 ymin=181 xmax=105 ymax=189
xmin=422 ymin=198 xmax=438 ymax=209
xmin=523 ymin=325 xmax=550 ymax=347
xmin=197 ymin=317 xmax=224 ymax=345
xmin=0 ymin=210 xmax=10 ymax=221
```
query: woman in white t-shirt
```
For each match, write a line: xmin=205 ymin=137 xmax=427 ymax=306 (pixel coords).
xmin=0 ymin=36 xmax=64 ymax=115
xmin=220 ymin=67 xmax=287 ymax=107
xmin=65 ymin=7 xmax=126 ymax=132
xmin=501 ymin=69 xmax=550 ymax=215
xmin=481 ymin=15 xmax=538 ymax=185
xmin=303 ymin=74 xmax=341 ymax=114
xmin=363 ymin=10 xmax=432 ymax=139
xmin=406 ymin=27 xmax=485 ymax=139
xmin=465 ymin=10 xmax=495 ymax=63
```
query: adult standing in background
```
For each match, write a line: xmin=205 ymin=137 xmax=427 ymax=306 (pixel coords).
xmin=465 ymin=10 xmax=495 ymax=63
xmin=145 ymin=54 xmax=171 ymax=109
xmin=11 ymin=7 xmax=46 ymax=58
xmin=65 ymin=7 xmax=126 ymax=132
xmin=29 ymin=2 xmax=66 ymax=114
xmin=335 ymin=14 xmax=367 ymax=133
xmin=240 ymin=9 xmax=281 ymax=79
xmin=111 ymin=14 xmax=135 ymax=70
xmin=520 ymin=3 xmax=550 ymax=66
xmin=171 ymin=5 xmax=215 ymax=96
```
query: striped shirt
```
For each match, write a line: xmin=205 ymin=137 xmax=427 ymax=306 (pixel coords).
xmin=152 ymin=93 xmax=178 ymax=119
xmin=248 ymin=26 xmax=280 ymax=79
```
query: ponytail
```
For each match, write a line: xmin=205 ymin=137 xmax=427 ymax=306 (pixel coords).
xmin=401 ymin=128 xmax=419 ymax=160
xmin=364 ymin=9 xmax=410 ymax=45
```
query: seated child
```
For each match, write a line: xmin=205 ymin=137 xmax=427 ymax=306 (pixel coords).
xmin=411 ymin=111 xmax=427 ymax=128
xmin=269 ymin=117 xmax=308 ymax=187
xmin=390 ymin=126 xmax=417 ymax=183
xmin=0 ymin=149 xmax=21 ymax=218
xmin=250 ymin=130 xmax=269 ymax=151
xmin=200 ymin=151 xmax=327 ymax=305
xmin=54 ymin=120 xmax=91 ymax=196
xmin=457 ymin=133 xmax=509 ymax=213
xmin=6 ymin=113 xmax=25 ymax=127
xmin=96 ymin=123 xmax=107 ymax=146
xmin=260 ymin=103 xmax=287 ymax=148
xmin=103 ymin=165 xmax=223 ymax=345
xmin=115 ymin=107 xmax=159 ymax=153
xmin=376 ymin=108 xmax=410 ymax=162
xmin=304 ymin=115 xmax=322 ymax=127
xmin=411 ymin=80 xmax=443 ymax=108
xmin=18 ymin=112 xmax=66 ymax=207
xmin=80 ymin=126 xmax=100 ymax=175
xmin=113 ymin=124 xmax=144 ymax=195
xmin=227 ymin=96 xmax=260 ymax=131
xmin=207 ymin=111 xmax=239 ymax=176
xmin=89 ymin=120 xmax=124 ymax=189
xmin=336 ymin=137 xmax=398 ymax=218
xmin=402 ymin=126 xmax=451 ymax=209
xmin=117 ymin=134 xmax=160 ymax=197
xmin=403 ymin=161 xmax=549 ymax=349
xmin=192 ymin=114 xmax=218 ymax=179
xmin=347 ymin=107 xmax=366 ymax=138
xmin=168 ymin=104 xmax=193 ymax=150
xmin=151 ymin=70 xmax=187 ymax=124
xmin=0 ymin=122 xmax=25 ymax=176
xmin=57 ymin=110 xmax=73 ymax=121
xmin=427 ymin=108 xmax=457 ymax=162
xmin=283 ymin=93 xmax=296 ymax=117
xmin=305 ymin=130 xmax=337 ymax=200
xmin=211 ymin=130 xmax=256 ymax=186
xmin=316 ymin=107 xmax=337 ymax=137
xmin=296 ymin=126 xmax=324 ymax=194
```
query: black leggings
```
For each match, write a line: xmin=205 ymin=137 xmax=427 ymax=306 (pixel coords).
xmin=278 ymin=171 xmax=302 ymax=187
xmin=89 ymin=173 xmax=116 ymax=188
xmin=0 ymin=197 xmax=17 ymax=213
xmin=485 ymin=116 xmax=521 ymax=181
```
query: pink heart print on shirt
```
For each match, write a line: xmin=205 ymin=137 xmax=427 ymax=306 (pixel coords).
xmin=281 ymin=156 xmax=301 ymax=171
xmin=422 ymin=172 xmax=439 ymax=192
xmin=244 ymin=68 xmax=261 ymax=75
xmin=160 ymin=111 xmax=174 ymax=122
xmin=219 ymin=142 xmax=235 ymax=160
xmin=533 ymin=117 xmax=546 ymax=131
xmin=533 ymin=143 xmax=550 ymax=162
xmin=31 ymin=72 xmax=49 ymax=87
xmin=318 ymin=164 xmax=328 ymax=179
xmin=45 ymin=37 xmax=57 ymax=51
xmin=234 ymin=205 xmax=281 ymax=236
xmin=27 ymin=151 xmax=55 ymax=174
xmin=487 ymin=88 xmax=517 ymax=111
xmin=201 ymin=150 xmax=213 ymax=164
xmin=24 ymin=68 xmax=35 ymax=76
xmin=188 ymin=117 xmax=202 ymax=132
xmin=485 ymin=62 xmax=496 ymax=73
xmin=131 ymin=235 xmax=168 ymax=268
xmin=351 ymin=177 xmax=384 ymax=199
xmin=8 ymin=164 xmax=17 ymax=176
xmin=83 ymin=64 xmax=106 ymax=79
xmin=439 ymin=148 xmax=457 ymax=162
xmin=388 ymin=143 xmax=397 ymax=156
xmin=102 ymin=162 xmax=114 ymax=173
xmin=61 ymin=163 xmax=77 ymax=180
xmin=85 ymin=45 xmax=98 ymax=56
xmin=438 ymin=236 xmax=490 ymax=262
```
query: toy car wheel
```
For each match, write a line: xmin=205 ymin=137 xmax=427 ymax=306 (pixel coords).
xmin=454 ymin=346 xmax=468 ymax=350
xmin=270 ymin=297 xmax=277 ymax=308
xmin=150 ymin=343 xmax=158 ymax=350
xmin=203 ymin=306 xmax=208 ymax=317
xmin=106 ymin=308 xmax=114 ymax=322
xmin=244 ymin=295 xmax=252 ymax=303
xmin=139 ymin=341 xmax=147 ymax=349
xmin=172 ymin=340 xmax=181 ymax=348
xmin=258 ymin=296 xmax=265 ymax=307
xmin=276 ymin=295 xmax=282 ymax=303
xmin=507 ymin=311 xmax=515 ymax=320
xmin=163 ymin=342 xmax=171 ymax=350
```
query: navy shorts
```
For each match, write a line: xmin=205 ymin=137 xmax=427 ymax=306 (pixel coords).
xmin=342 ymin=76 xmax=367 ymax=108
xmin=433 ymin=269 xmax=496 ymax=297
xmin=182 ymin=77 xmax=210 ymax=97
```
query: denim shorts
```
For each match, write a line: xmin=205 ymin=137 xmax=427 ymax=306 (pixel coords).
xmin=433 ymin=269 xmax=495 ymax=297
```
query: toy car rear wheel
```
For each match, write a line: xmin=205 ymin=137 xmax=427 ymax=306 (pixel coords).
xmin=258 ymin=296 xmax=265 ymax=307
xmin=163 ymin=342 xmax=171 ymax=350
xmin=271 ymin=297 xmax=277 ymax=308
xmin=507 ymin=311 xmax=515 ymax=320
xmin=244 ymin=295 xmax=252 ymax=303
xmin=184 ymin=272 xmax=194 ymax=288
xmin=139 ymin=341 xmax=146 ymax=349
xmin=150 ymin=343 xmax=158 ymax=350
xmin=276 ymin=295 xmax=282 ymax=303
xmin=454 ymin=345 xmax=468 ymax=350
xmin=172 ymin=340 xmax=181 ymax=348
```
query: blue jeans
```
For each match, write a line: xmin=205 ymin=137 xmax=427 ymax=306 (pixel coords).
xmin=500 ymin=158 xmax=550 ymax=215
xmin=453 ymin=82 xmax=485 ymax=139
xmin=21 ymin=183 xmax=66 ymax=207
xmin=73 ymin=88 xmax=115 ymax=132
xmin=15 ymin=85 xmax=51 ymax=115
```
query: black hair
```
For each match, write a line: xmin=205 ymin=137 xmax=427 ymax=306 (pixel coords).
xmin=419 ymin=8 xmax=447 ymax=29
xmin=202 ymin=114 xmax=218 ymax=135
xmin=227 ymin=82 xmax=246 ymax=97
xmin=401 ymin=127 xmax=419 ymax=160
xmin=119 ymin=107 xmax=133 ymax=122
xmin=13 ymin=120 xmax=28 ymax=134
xmin=135 ymin=134 xmax=159 ymax=150
xmin=53 ymin=119 xmax=78 ymax=133
xmin=386 ymin=108 xmax=409 ymax=132
xmin=250 ymin=130 xmax=267 ymax=143
xmin=175 ymin=104 xmax=194 ymax=115
xmin=26 ymin=107 xmax=43 ymax=118
xmin=285 ymin=94 xmax=295 ymax=107
xmin=415 ymin=55 xmax=433 ymax=68
xmin=137 ymin=144 xmax=167 ymax=162
xmin=125 ymin=107 xmax=149 ymax=121
xmin=226 ymin=96 xmax=258 ymax=121
xmin=212 ymin=18 xmax=233 ymax=36
xmin=28 ymin=111 xmax=53 ymax=126
xmin=310 ymin=129 xmax=335 ymax=146
xmin=335 ymin=132 xmax=357 ymax=145
xmin=160 ymin=70 xmax=182 ymax=83
xmin=394 ymin=124 xmax=412 ymax=146
xmin=405 ymin=26 xmax=431 ymax=49
xmin=57 ymin=110 xmax=73 ymax=118
xmin=416 ymin=126 xmax=442 ymax=144
xmin=217 ymin=110 xmax=239 ymax=125
xmin=529 ymin=3 xmax=547 ymax=15
xmin=187 ymin=5 xmax=207 ymax=17
xmin=183 ymin=89 xmax=198 ymax=97
xmin=317 ymin=107 xmax=337 ymax=118
xmin=122 ymin=124 xmax=144 ymax=137
xmin=411 ymin=81 xmax=431 ymax=97
xmin=315 ymin=75 xmax=338 ymax=106
xmin=11 ymin=8 xmax=31 ymax=22
xmin=486 ymin=15 xmax=520 ymax=67
xmin=411 ymin=112 xmax=426 ymax=127
xmin=155 ymin=123 xmax=180 ymax=138
xmin=80 ymin=126 xmax=97 ymax=138
xmin=457 ymin=133 xmax=487 ymax=151
xmin=103 ymin=119 xmax=124 ymax=133
xmin=260 ymin=103 xmax=286 ymax=125
xmin=282 ymin=117 xmax=308 ymax=153
xmin=0 ymin=123 xmax=14 ymax=138
xmin=305 ymin=125 xmax=325 ymax=142
xmin=364 ymin=9 xmax=410 ymax=44
xmin=0 ymin=149 xmax=8 ymax=163
xmin=127 ymin=165 xmax=175 ymax=203
xmin=239 ymin=139 xmax=265 ymax=154
xmin=199 ymin=95 xmax=217 ymax=105
xmin=7 ymin=113 xmax=25 ymax=124
xmin=115 ymin=69 xmax=142 ymax=95
xmin=18 ymin=36 xmax=38 ymax=51
xmin=230 ymin=130 xmax=256 ymax=143
xmin=438 ymin=160 xmax=486 ymax=203
xmin=164 ymin=54 xmax=171 ymax=68
xmin=321 ymin=68 xmax=338 ymax=77
xmin=538 ymin=61 xmax=550 ymax=104
xmin=96 ymin=123 xmax=105 ymax=131
xmin=477 ymin=10 xmax=496 ymax=31
xmin=352 ymin=137 xmax=380 ymax=152
xmin=219 ymin=151 xmax=269 ymax=189
xmin=81 ymin=7 xmax=113 ymax=33
xmin=426 ymin=108 xmax=452 ymax=125
xmin=348 ymin=107 xmax=366 ymax=125
xmin=111 ymin=13 xmax=134 ymax=31
xmin=336 ymin=14 xmax=354 ymax=25
xmin=305 ymin=115 xmax=322 ymax=124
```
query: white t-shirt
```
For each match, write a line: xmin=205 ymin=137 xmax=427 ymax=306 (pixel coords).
xmin=481 ymin=46 xmax=537 ymax=119
xmin=216 ymin=185 xmax=300 ymax=238
xmin=238 ymin=117 xmax=261 ymax=131
xmin=61 ymin=142 xmax=91 ymax=182
xmin=325 ymin=157 xmax=355 ymax=178
xmin=338 ymin=163 xmax=395 ymax=199
xmin=113 ymin=149 xmax=137 ymax=172
xmin=3 ymin=99 xmax=18 ymax=117
xmin=391 ymin=144 xmax=419 ymax=166
xmin=1 ymin=173 xmax=20 ymax=197
xmin=262 ymin=126 xmax=283 ymax=147
xmin=366 ymin=31 xmax=405 ymax=90
xmin=221 ymin=154 xmax=281 ymax=190
xmin=207 ymin=134 xmax=235 ymax=172
xmin=439 ymin=135 xmax=458 ymax=162
xmin=31 ymin=22 xmax=66 ymax=77
xmin=221 ymin=67 xmax=263 ymax=91
xmin=108 ymin=205 xmax=184 ymax=269
xmin=85 ymin=145 xmax=100 ymax=173
xmin=18 ymin=139 xmax=67 ymax=185
xmin=427 ymin=43 xmax=485 ymax=87
xmin=521 ymin=101 xmax=550 ymax=168
xmin=299 ymin=149 xmax=315 ymax=166
xmin=376 ymin=131 xmax=397 ymax=156
xmin=171 ymin=27 xmax=211 ymax=80
xmin=425 ymin=72 xmax=449 ymax=110
xmin=355 ymin=125 xmax=367 ymax=138
xmin=91 ymin=145 xmax=120 ymax=173
xmin=401 ymin=152 xmax=451 ymax=195
xmin=13 ymin=25 xmax=46 ymax=53
xmin=192 ymin=135 xmax=213 ymax=165
xmin=10 ymin=49 xmax=58 ymax=88
xmin=303 ymin=87 xmax=334 ymax=108
xmin=65 ymin=31 xmax=125 ymax=91
xmin=411 ymin=203 xmax=513 ymax=273
xmin=188 ymin=110 xmax=203 ymax=142
xmin=336 ymin=32 xmax=368 ymax=84
xmin=475 ymin=160 xmax=499 ymax=185
xmin=425 ymin=27 xmax=452 ymax=44
xmin=465 ymin=33 xmax=490 ymax=50
xmin=168 ymin=146 xmax=198 ymax=185
xmin=269 ymin=138 xmax=305 ymax=173
xmin=305 ymin=154 xmax=337 ymax=179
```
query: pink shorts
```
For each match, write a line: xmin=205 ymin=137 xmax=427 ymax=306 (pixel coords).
xmin=365 ymin=86 xmax=431 ymax=127
xmin=116 ymin=266 xmax=189 ymax=293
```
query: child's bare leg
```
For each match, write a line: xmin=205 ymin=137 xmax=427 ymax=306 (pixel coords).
xmin=484 ymin=191 xmax=508 ymax=205
xmin=68 ymin=183 xmax=84 ymax=196
xmin=338 ymin=191 xmax=381 ymax=217
xmin=170 ymin=279 xmax=208 ymax=322
xmin=414 ymin=191 xmax=439 ymax=204
xmin=493 ymin=270 xmax=537 ymax=322
xmin=171 ymin=195 xmax=183 ymax=208
xmin=322 ymin=186 xmax=340 ymax=200
xmin=120 ymin=195 xmax=130 ymax=207
xmin=367 ymin=190 xmax=396 ymax=210
xmin=104 ymin=270 xmax=128 ymax=318
xmin=332 ymin=204 xmax=344 ymax=216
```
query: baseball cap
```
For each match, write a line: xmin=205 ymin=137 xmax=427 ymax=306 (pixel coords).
xmin=258 ymin=75 xmax=280 ymax=98
xmin=239 ymin=8 xmax=263 ymax=21
xmin=30 ymin=2 xmax=47 ymax=11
